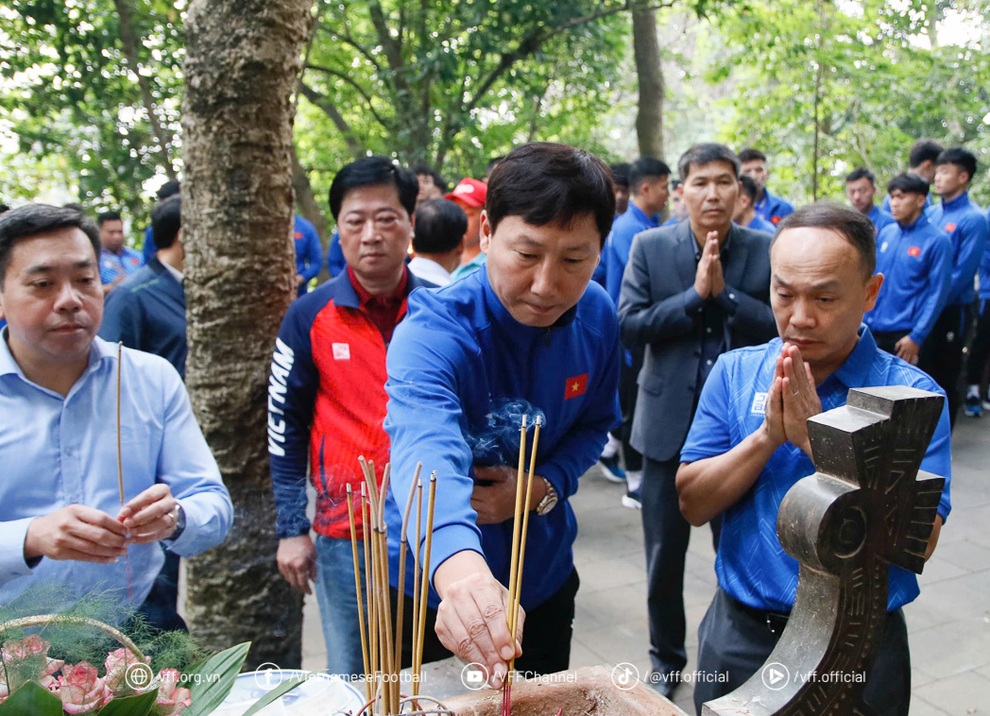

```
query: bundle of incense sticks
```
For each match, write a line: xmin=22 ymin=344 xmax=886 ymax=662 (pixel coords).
xmin=502 ymin=415 xmax=542 ymax=716
xmin=346 ymin=458 xmax=438 ymax=715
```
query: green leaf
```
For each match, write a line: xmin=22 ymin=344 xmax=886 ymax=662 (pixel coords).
xmin=96 ymin=689 xmax=159 ymax=716
xmin=0 ymin=680 xmax=63 ymax=716
xmin=240 ymin=674 xmax=308 ymax=716
xmin=181 ymin=642 xmax=250 ymax=716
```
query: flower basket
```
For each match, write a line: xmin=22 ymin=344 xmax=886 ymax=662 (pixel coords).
xmin=0 ymin=614 xmax=270 ymax=716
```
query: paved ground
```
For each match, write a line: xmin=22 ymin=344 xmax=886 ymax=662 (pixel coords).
xmin=301 ymin=417 xmax=990 ymax=714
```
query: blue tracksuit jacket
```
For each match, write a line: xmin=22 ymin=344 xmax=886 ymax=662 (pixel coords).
xmin=865 ymin=216 xmax=951 ymax=345
xmin=383 ymin=268 xmax=621 ymax=610
xmin=927 ymin=191 xmax=989 ymax=307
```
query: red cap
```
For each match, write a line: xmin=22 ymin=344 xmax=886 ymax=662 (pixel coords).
xmin=445 ymin=178 xmax=488 ymax=208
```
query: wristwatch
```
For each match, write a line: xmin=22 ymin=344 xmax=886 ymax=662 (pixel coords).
xmin=168 ymin=503 xmax=187 ymax=541
xmin=535 ymin=478 xmax=558 ymax=516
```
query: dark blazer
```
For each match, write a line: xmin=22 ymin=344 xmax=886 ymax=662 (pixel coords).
xmin=99 ymin=257 xmax=187 ymax=378
xmin=618 ymin=221 xmax=776 ymax=462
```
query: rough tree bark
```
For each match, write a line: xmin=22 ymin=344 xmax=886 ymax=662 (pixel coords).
xmin=181 ymin=0 xmax=314 ymax=669
xmin=632 ymin=2 xmax=665 ymax=160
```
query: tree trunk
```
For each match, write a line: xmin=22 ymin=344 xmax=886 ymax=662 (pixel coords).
xmin=181 ymin=0 xmax=314 ymax=669
xmin=632 ymin=4 xmax=664 ymax=160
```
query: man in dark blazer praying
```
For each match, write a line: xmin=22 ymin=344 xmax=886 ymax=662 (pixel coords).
xmin=617 ymin=142 xmax=777 ymax=697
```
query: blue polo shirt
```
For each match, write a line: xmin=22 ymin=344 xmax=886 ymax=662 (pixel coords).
xmin=680 ymin=328 xmax=951 ymax=613
xmin=753 ymin=190 xmax=794 ymax=227
xmin=927 ymin=191 xmax=989 ymax=307
xmin=866 ymin=215 xmax=951 ymax=344
xmin=99 ymin=247 xmax=144 ymax=285
xmin=746 ymin=215 xmax=776 ymax=235
xmin=605 ymin=203 xmax=660 ymax=305
xmin=867 ymin=205 xmax=895 ymax=234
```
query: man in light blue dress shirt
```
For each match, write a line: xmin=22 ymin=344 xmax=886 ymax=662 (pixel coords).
xmin=0 ymin=204 xmax=232 ymax=627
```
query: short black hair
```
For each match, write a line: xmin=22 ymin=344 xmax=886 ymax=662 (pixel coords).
xmin=156 ymin=180 xmax=181 ymax=200
xmin=328 ymin=156 xmax=418 ymax=221
xmin=678 ymin=143 xmax=740 ymax=181
xmin=0 ymin=204 xmax=101 ymax=288
xmin=737 ymin=148 xmax=767 ymax=165
xmin=628 ymin=157 xmax=672 ymax=195
xmin=936 ymin=147 xmax=977 ymax=182
xmin=413 ymin=199 xmax=467 ymax=255
xmin=151 ymin=195 xmax=182 ymax=250
xmin=845 ymin=167 xmax=876 ymax=185
xmin=411 ymin=164 xmax=448 ymax=193
xmin=97 ymin=210 xmax=122 ymax=226
xmin=908 ymin=139 xmax=944 ymax=169
xmin=486 ymin=142 xmax=615 ymax=248
xmin=610 ymin=162 xmax=631 ymax=188
xmin=774 ymin=202 xmax=876 ymax=278
xmin=738 ymin=174 xmax=759 ymax=203
xmin=887 ymin=172 xmax=930 ymax=197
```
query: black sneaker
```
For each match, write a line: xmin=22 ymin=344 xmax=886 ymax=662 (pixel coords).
xmin=965 ymin=393 xmax=983 ymax=417
xmin=598 ymin=454 xmax=627 ymax=483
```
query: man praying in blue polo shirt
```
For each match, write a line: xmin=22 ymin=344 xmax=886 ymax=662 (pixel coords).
xmin=676 ymin=203 xmax=951 ymax=716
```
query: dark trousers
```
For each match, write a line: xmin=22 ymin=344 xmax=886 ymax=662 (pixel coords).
xmin=617 ymin=346 xmax=645 ymax=473
xmin=919 ymin=303 xmax=972 ymax=427
xmin=642 ymin=456 xmax=720 ymax=677
xmin=965 ymin=299 xmax=990 ymax=385
xmin=694 ymin=588 xmax=910 ymax=716
xmin=871 ymin=330 xmax=904 ymax=356
xmin=390 ymin=568 xmax=579 ymax=675
xmin=135 ymin=550 xmax=186 ymax=633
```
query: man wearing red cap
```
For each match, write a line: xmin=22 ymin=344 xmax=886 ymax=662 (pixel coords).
xmin=446 ymin=177 xmax=488 ymax=281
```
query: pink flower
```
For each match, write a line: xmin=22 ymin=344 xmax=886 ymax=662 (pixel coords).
xmin=103 ymin=647 xmax=150 ymax=693
xmin=57 ymin=662 xmax=111 ymax=715
xmin=0 ymin=635 xmax=63 ymax=691
xmin=154 ymin=669 xmax=191 ymax=715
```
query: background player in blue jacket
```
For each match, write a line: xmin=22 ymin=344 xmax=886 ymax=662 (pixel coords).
xmin=865 ymin=173 xmax=951 ymax=363
xmin=921 ymin=147 xmax=989 ymax=425
xmin=384 ymin=142 xmax=621 ymax=689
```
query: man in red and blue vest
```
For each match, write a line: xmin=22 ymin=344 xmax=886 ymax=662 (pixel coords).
xmin=268 ymin=157 xmax=431 ymax=678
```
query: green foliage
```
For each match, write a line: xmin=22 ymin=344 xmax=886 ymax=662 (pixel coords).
xmin=0 ymin=0 xmax=183 ymax=220
xmin=94 ymin=690 xmax=158 ymax=716
xmin=0 ymin=680 xmax=63 ymax=716
xmin=707 ymin=0 xmax=990 ymax=206
xmin=297 ymin=0 xmax=631 ymax=185
xmin=181 ymin=641 xmax=249 ymax=716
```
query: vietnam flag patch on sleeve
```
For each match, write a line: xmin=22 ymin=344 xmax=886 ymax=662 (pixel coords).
xmin=565 ymin=373 xmax=589 ymax=400
xmin=908 ymin=246 xmax=921 ymax=257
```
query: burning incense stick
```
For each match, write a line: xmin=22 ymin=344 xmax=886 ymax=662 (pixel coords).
xmin=413 ymin=472 xmax=438 ymax=696
xmin=396 ymin=463 xmax=422 ymax=678
xmin=115 ymin=342 xmax=134 ymax=602
xmin=347 ymin=484 xmax=372 ymax=702
xmin=505 ymin=415 xmax=528 ymax=631
xmin=503 ymin=415 xmax=543 ymax=716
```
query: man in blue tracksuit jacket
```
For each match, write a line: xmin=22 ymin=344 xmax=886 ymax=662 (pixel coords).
xmin=293 ymin=214 xmax=323 ymax=297
xmin=384 ymin=143 xmax=621 ymax=689
xmin=865 ymin=173 xmax=951 ymax=362
xmin=920 ymin=147 xmax=990 ymax=424
xmin=738 ymin=148 xmax=794 ymax=227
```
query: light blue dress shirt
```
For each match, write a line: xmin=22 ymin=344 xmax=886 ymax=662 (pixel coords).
xmin=0 ymin=333 xmax=232 ymax=615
